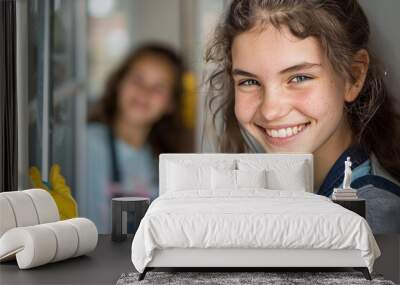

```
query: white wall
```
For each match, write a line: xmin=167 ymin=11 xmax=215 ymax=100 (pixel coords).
xmin=123 ymin=0 xmax=181 ymax=51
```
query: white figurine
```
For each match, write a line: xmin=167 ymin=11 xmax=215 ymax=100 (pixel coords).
xmin=332 ymin=157 xmax=357 ymax=199
xmin=342 ymin=157 xmax=352 ymax=190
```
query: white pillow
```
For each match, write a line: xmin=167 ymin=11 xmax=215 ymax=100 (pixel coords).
xmin=211 ymin=169 xmax=267 ymax=190
xmin=211 ymin=168 xmax=236 ymax=190
xmin=238 ymin=159 xmax=309 ymax=192
xmin=236 ymin=169 xmax=267 ymax=188
xmin=266 ymin=167 xmax=307 ymax=191
xmin=167 ymin=162 xmax=211 ymax=191
xmin=166 ymin=159 xmax=236 ymax=192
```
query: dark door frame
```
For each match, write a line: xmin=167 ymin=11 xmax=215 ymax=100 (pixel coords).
xmin=0 ymin=0 xmax=17 ymax=192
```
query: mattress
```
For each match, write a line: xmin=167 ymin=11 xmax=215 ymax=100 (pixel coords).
xmin=131 ymin=189 xmax=380 ymax=273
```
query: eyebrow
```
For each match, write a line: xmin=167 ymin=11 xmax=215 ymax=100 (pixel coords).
xmin=232 ymin=62 xmax=322 ymax=77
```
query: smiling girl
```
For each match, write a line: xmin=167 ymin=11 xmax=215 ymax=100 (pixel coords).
xmin=87 ymin=44 xmax=187 ymax=233
xmin=205 ymin=0 xmax=400 ymax=233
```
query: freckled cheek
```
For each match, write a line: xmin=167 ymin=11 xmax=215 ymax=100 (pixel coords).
xmin=291 ymin=88 xmax=344 ymax=121
xmin=234 ymin=94 xmax=259 ymax=124
xmin=120 ymin=81 xmax=136 ymax=95
xmin=118 ymin=84 xmax=138 ymax=107
xmin=117 ymin=91 xmax=131 ymax=112
xmin=151 ymin=93 xmax=167 ymax=106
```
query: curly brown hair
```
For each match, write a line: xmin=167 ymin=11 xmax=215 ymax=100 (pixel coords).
xmin=89 ymin=43 xmax=188 ymax=159
xmin=204 ymin=0 xmax=400 ymax=182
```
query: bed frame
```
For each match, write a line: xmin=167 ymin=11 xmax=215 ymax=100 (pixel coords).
xmin=139 ymin=248 xmax=371 ymax=280
xmin=138 ymin=154 xmax=372 ymax=281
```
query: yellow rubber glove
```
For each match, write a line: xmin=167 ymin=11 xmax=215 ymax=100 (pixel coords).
xmin=29 ymin=164 xmax=78 ymax=220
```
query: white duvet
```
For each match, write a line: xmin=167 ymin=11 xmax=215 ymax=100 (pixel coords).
xmin=131 ymin=189 xmax=380 ymax=273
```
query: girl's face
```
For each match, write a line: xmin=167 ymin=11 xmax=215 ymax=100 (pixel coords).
xmin=232 ymin=25 xmax=353 ymax=154
xmin=117 ymin=54 xmax=176 ymax=126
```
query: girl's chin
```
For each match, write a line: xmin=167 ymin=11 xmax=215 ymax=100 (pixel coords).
xmin=123 ymin=116 xmax=153 ymax=127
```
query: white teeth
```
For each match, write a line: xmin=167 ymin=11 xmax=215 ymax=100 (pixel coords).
xmin=265 ymin=123 xmax=308 ymax=138
xmin=278 ymin=129 xmax=286 ymax=138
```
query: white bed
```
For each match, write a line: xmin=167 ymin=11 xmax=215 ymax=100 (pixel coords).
xmin=131 ymin=154 xmax=380 ymax=280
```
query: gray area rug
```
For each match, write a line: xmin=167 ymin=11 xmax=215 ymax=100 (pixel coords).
xmin=116 ymin=271 xmax=396 ymax=285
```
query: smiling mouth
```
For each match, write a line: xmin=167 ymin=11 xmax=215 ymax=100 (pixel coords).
xmin=130 ymin=99 xmax=150 ymax=110
xmin=256 ymin=122 xmax=311 ymax=141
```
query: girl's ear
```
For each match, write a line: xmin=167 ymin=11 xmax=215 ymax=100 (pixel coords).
xmin=344 ymin=49 xmax=370 ymax=103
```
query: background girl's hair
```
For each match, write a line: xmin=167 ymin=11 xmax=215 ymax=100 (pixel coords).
xmin=205 ymin=0 xmax=400 ymax=181
xmin=89 ymin=43 xmax=188 ymax=158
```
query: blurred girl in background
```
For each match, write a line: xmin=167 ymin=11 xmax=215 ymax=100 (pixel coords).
xmin=87 ymin=43 xmax=186 ymax=233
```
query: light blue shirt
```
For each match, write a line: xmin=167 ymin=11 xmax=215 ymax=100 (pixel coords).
xmin=85 ymin=123 xmax=158 ymax=233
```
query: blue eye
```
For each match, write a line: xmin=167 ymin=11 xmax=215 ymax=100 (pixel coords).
xmin=239 ymin=79 xmax=259 ymax=86
xmin=290 ymin=75 xmax=312 ymax=84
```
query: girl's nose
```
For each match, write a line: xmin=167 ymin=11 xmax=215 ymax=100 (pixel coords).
xmin=258 ymin=88 xmax=292 ymax=122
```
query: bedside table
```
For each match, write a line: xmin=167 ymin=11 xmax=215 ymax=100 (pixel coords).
xmin=332 ymin=199 xmax=366 ymax=218
xmin=112 ymin=197 xmax=150 ymax=242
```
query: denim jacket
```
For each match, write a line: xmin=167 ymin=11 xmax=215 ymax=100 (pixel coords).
xmin=318 ymin=144 xmax=400 ymax=233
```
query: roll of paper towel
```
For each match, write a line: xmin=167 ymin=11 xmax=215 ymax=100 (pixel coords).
xmin=0 ymin=189 xmax=59 ymax=238
xmin=0 ymin=196 xmax=17 ymax=237
xmin=0 ymin=191 xmax=39 ymax=227
xmin=0 ymin=218 xmax=98 ymax=269
xmin=24 ymin=189 xmax=59 ymax=223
